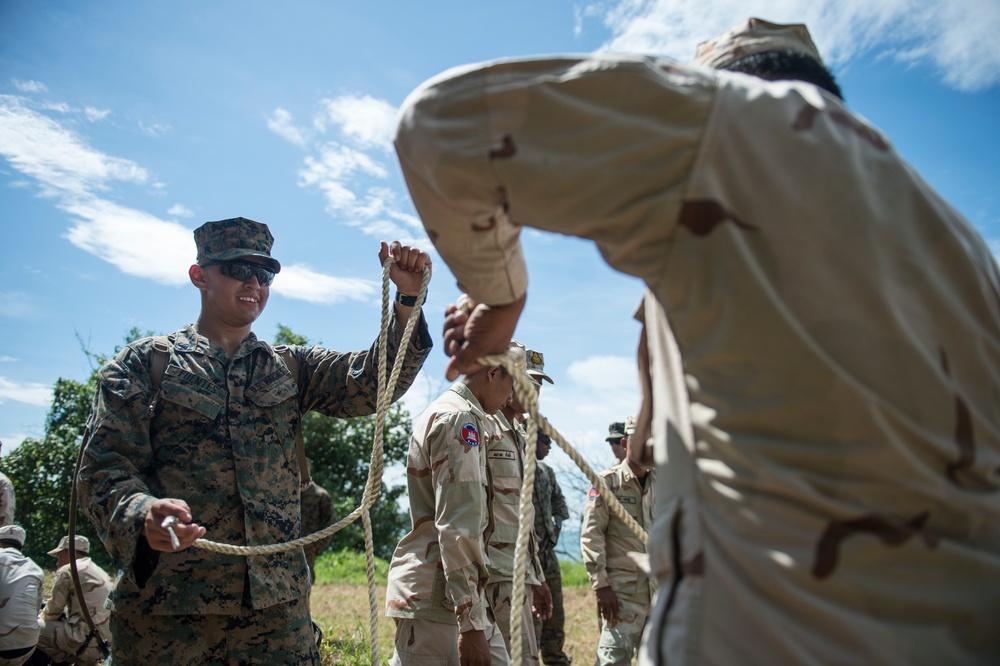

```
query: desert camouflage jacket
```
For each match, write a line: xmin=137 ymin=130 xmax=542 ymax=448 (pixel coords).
xmin=386 ymin=382 xmax=501 ymax=632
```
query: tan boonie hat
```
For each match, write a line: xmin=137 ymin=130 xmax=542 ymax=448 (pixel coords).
xmin=606 ymin=422 xmax=627 ymax=442
xmin=624 ymin=415 xmax=638 ymax=435
xmin=194 ymin=217 xmax=281 ymax=272
xmin=692 ymin=17 xmax=823 ymax=69
xmin=525 ymin=348 xmax=554 ymax=385
xmin=0 ymin=524 xmax=26 ymax=547
xmin=48 ymin=534 xmax=90 ymax=557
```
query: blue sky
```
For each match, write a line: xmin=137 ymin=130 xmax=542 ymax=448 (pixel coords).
xmin=1 ymin=1 xmax=998 ymax=514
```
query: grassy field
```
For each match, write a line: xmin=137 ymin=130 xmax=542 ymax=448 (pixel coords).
xmin=312 ymin=551 xmax=601 ymax=665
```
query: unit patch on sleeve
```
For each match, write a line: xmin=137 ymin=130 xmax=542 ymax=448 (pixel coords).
xmin=461 ymin=422 xmax=480 ymax=447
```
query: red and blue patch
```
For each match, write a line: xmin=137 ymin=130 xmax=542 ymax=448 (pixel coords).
xmin=588 ymin=486 xmax=600 ymax=501
xmin=461 ymin=422 xmax=480 ymax=447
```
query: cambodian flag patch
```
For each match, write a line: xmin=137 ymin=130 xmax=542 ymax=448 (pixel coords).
xmin=461 ymin=422 xmax=480 ymax=447
xmin=588 ymin=486 xmax=600 ymax=501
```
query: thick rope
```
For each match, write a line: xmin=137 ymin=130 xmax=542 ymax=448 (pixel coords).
xmin=193 ymin=259 xmax=430 ymax=666
xmin=479 ymin=350 xmax=648 ymax=661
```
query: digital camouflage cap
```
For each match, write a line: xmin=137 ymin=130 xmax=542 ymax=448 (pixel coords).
xmin=606 ymin=421 xmax=627 ymax=442
xmin=692 ymin=17 xmax=824 ymax=70
xmin=194 ymin=216 xmax=282 ymax=272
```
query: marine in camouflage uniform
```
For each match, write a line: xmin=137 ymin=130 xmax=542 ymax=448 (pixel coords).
xmin=77 ymin=217 xmax=432 ymax=666
xmin=580 ymin=433 xmax=655 ymax=666
xmin=386 ymin=363 xmax=516 ymax=666
xmin=300 ymin=479 xmax=335 ymax=582
xmin=36 ymin=535 xmax=113 ymax=665
xmin=532 ymin=431 xmax=570 ymax=666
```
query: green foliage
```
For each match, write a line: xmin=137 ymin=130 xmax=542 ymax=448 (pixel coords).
xmin=313 ymin=548 xmax=389 ymax=586
xmin=0 ymin=375 xmax=111 ymax=571
xmin=560 ymin=559 xmax=591 ymax=588
xmin=278 ymin=322 xmax=412 ymax=561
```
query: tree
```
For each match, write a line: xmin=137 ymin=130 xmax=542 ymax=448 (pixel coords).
xmin=275 ymin=324 xmax=411 ymax=559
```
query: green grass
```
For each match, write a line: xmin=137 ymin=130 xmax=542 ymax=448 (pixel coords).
xmin=559 ymin=559 xmax=590 ymax=588
xmin=314 ymin=548 xmax=389 ymax=586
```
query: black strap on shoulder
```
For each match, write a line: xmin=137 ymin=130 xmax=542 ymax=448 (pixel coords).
xmin=274 ymin=345 xmax=310 ymax=488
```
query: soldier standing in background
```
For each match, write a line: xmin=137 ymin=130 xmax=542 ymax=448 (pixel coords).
xmin=532 ymin=430 xmax=571 ymax=666
xmin=486 ymin=342 xmax=552 ymax=664
xmin=580 ymin=421 xmax=655 ymax=666
xmin=385 ymin=357 xmax=515 ymax=665
xmin=604 ymin=423 xmax=627 ymax=465
xmin=78 ymin=217 xmax=433 ymax=665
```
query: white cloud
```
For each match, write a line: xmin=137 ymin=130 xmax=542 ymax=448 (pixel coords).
xmin=272 ymin=263 xmax=377 ymax=304
xmin=320 ymin=95 xmax=397 ymax=150
xmin=11 ymin=79 xmax=48 ymax=93
xmin=84 ymin=106 xmax=111 ymax=122
xmin=567 ymin=354 xmax=637 ymax=391
xmin=0 ymin=357 xmax=16 ymax=363
xmin=0 ymin=94 xmax=148 ymax=198
xmin=0 ymin=376 xmax=53 ymax=407
xmin=586 ymin=0 xmax=1000 ymax=91
xmin=267 ymin=107 xmax=308 ymax=148
xmin=168 ymin=203 xmax=195 ymax=218
xmin=62 ymin=199 xmax=195 ymax=285
xmin=138 ymin=120 xmax=170 ymax=137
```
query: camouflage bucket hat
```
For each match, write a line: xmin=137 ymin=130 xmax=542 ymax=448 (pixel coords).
xmin=692 ymin=17 xmax=823 ymax=69
xmin=606 ymin=421 xmax=627 ymax=442
xmin=48 ymin=534 xmax=90 ymax=556
xmin=194 ymin=216 xmax=281 ymax=272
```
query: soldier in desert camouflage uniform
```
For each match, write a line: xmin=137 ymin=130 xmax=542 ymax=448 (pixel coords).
xmin=532 ymin=428 xmax=570 ymax=666
xmin=581 ymin=418 xmax=655 ymax=666
xmin=385 ymin=353 xmax=516 ymax=666
xmin=485 ymin=342 xmax=552 ymax=664
xmin=77 ymin=217 xmax=432 ymax=665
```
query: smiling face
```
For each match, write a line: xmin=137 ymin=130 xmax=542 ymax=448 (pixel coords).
xmin=191 ymin=256 xmax=270 ymax=329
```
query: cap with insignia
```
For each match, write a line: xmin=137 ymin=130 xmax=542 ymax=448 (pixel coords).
xmin=692 ymin=17 xmax=823 ymax=69
xmin=194 ymin=216 xmax=281 ymax=272
xmin=525 ymin=348 xmax=554 ymax=385
xmin=624 ymin=415 xmax=637 ymax=435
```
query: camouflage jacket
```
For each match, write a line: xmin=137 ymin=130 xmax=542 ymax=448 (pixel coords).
xmin=78 ymin=315 xmax=430 ymax=615
xmin=533 ymin=461 xmax=569 ymax=551
xmin=486 ymin=414 xmax=543 ymax=585
xmin=580 ymin=460 xmax=655 ymax=595
xmin=386 ymin=382 xmax=501 ymax=632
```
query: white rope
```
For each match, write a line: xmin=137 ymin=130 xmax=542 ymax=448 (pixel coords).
xmin=193 ymin=258 xmax=430 ymax=666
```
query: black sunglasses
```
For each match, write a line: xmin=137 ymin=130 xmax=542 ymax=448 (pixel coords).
xmin=202 ymin=259 xmax=275 ymax=287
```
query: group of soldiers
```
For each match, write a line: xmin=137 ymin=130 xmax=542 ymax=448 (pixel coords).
xmin=0 ymin=494 xmax=113 ymax=666
xmin=3 ymin=9 xmax=997 ymax=665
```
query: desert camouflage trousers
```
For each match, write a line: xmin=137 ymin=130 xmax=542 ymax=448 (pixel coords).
xmin=390 ymin=616 xmax=510 ymax=665
xmin=595 ymin=582 xmax=651 ymax=666
xmin=487 ymin=579 xmax=540 ymax=664
xmin=37 ymin=616 xmax=108 ymax=665
xmin=106 ymin=593 xmax=319 ymax=665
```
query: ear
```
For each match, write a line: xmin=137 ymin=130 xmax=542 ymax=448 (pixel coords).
xmin=486 ymin=365 xmax=501 ymax=382
xmin=189 ymin=264 xmax=208 ymax=289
